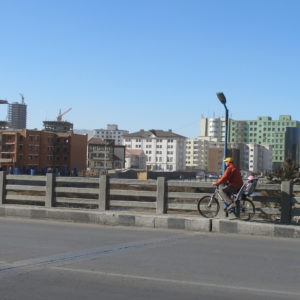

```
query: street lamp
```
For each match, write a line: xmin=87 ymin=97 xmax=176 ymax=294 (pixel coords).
xmin=216 ymin=92 xmax=229 ymax=174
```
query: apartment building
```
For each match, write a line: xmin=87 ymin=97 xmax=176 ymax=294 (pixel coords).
xmin=123 ymin=129 xmax=186 ymax=171
xmin=0 ymin=129 xmax=87 ymax=174
xmin=186 ymin=137 xmax=218 ymax=170
xmin=87 ymin=138 xmax=125 ymax=172
xmin=125 ymin=149 xmax=146 ymax=169
xmin=231 ymin=143 xmax=272 ymax=174
xmin=93 ymin=124 xmax=129 ymax=145
xmin=248 ymin=144 xmax=272 ymax=173
xmin=229 ymin=115 xmax=300 ymax=168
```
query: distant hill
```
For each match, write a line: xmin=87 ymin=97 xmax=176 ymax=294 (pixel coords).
xmin=74 ymin=129 xmax=94 ymax=138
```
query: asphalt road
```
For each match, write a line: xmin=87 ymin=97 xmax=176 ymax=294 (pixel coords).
xmin=1 ymin=217 xmax=300 ymax=300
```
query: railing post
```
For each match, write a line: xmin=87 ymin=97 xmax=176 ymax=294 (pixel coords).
xmin=45 ymin=173 xmax=55 ymax=208
xmin=280 ymin=180 xmax=292 ymax=224
xmin=99 ymin=175 xmax=109 ymax=211
xmin=156 ymin=177 xmax=168 ymax=214
xmin=0 ymin=171 xmax=6 ymax=205
xmin=216 ymin=184 xmax=227 ymax=219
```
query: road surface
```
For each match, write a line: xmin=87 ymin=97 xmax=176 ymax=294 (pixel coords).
xmin=0 ymin=217 xmax=299 ymax=300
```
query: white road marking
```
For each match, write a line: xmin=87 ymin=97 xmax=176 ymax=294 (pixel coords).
xmin=53 ymin=266 xmax=300 ymax=297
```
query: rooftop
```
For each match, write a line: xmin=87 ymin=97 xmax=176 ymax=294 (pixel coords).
xmin=124 ymin=129 xmax=186 ymax=139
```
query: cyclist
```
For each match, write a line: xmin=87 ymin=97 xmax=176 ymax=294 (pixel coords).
xmin=213 ymin=157 xmax=243 ymax=210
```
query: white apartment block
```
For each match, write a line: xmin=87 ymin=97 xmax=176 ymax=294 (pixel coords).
xmin=200 ymin=117 xmax=227 ymax=142
xmin=123 ymin=129 xmax=186 ymax=171
xmin=186 ymin=136 xmax=218 ymax=170
xmin=232 ymin=143 xmax=273 ymax=174
xmin=246 ymin=144 xmax=272 ymax=174
xmin=93 ymin=124 xmax=129 ymax=145
xmin=125 ymin=149 xmax=147 ymax=169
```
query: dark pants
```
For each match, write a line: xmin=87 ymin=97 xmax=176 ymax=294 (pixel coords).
xmin=219 ymin=185 xmax=239 ymax=203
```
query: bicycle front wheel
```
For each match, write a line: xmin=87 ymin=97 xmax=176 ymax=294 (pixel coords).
xmin=236 ymin=199 xmax=255 ymax=221
xmin=197 ymin=196 xmax=220 ymax=218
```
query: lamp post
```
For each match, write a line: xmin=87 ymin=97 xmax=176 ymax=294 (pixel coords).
xmin=216 ymin=92 xmax=229 ymax=174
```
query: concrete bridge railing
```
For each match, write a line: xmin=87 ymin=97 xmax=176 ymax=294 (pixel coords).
xmin=0 ymin=172 xmax=299 ymax=224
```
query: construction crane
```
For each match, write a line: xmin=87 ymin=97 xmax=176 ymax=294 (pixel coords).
xmin=19 ymin=93 xmax=25 ymax=104
xmin=56 ymin=108 xmax=72 ymax=121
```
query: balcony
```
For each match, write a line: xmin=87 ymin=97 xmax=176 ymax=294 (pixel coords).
xmin=3 ymin=142 xmax=15 ymax=145
xmin=0 ymin=158 xmax=13 ymax=163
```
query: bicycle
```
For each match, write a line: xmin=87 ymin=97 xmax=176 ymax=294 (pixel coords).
xmin=197 ymin=180 xmax=257 ymax=221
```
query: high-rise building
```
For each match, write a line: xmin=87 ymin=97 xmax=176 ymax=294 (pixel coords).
xmin=200 ymin=117 xmax=227 ymax=142
xmin=8 ymin=101 xmax=27 ymax=129
xmin=229 ymin=115 xmax=300 ymax=168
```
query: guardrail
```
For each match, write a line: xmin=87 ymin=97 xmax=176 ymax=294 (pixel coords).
xmin=0 ymin=172 xmax=299 ymax=224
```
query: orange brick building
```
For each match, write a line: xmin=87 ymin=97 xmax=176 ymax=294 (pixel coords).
xmin=0 ymin=129 xmax=87 ymax=174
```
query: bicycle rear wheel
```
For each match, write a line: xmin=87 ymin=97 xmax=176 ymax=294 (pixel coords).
xmin=197 ymin=196 xmax=220 ymax=218
xmin=235 ymin=199 xmax=255 ymax=221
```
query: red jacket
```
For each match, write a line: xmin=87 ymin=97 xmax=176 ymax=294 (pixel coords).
xmin=215 ymin=163 xmax=243 ymax=189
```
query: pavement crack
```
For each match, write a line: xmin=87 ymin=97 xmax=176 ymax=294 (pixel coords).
xmin=0 ymin=233 xmax=190 ymax=278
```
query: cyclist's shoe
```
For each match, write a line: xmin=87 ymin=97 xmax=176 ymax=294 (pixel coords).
xmin=226 ymin=202 xmax=236 ymax=212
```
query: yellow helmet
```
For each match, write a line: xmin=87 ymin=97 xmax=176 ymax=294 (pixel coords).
xmin=224 ymin=157 xmax=233 ymax=163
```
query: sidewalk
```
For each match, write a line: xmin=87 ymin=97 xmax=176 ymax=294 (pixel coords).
xmin=1 ymin=204 xmax=300 ymax=239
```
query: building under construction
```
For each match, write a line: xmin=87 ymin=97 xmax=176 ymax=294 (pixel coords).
xmin=43 ymin=108 xmax=73 ymax=133
xmin=43 ymin=120 xmax=73 ymax=132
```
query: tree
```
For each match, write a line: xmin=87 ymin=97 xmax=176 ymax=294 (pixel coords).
xmin=267 ymin=158 xmax=299 ymax=183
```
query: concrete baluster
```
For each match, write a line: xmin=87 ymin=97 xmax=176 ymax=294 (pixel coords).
xmin=156 ymin=177 xmax=168 ymax=214
xmin=45 ymin=173 xmax=55 ymax=208
xmin=280 ymin=181 xmax=292 ymax=224
xmin=99 ymin=175 xmax=109 ymax=211
xmin=0 ymin=171 xmax=6 ymax=205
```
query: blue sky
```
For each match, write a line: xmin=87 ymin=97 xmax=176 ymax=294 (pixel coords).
xmin=1 ymin=0 xmax=299 ymax=138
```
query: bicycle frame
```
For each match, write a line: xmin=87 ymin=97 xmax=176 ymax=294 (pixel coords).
xmin=209 ymin=187 xmax=232 ymax=209
xmin=213 ymin=186 xmax=251 ymax=215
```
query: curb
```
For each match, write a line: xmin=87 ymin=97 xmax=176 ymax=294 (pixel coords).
xmin=212 ymin=219 xmax=300 ymax=239
xmin=1 ymin=205 xmax=300 ymax=239
xmin=0 ymin=205 xmax=212 ymax=232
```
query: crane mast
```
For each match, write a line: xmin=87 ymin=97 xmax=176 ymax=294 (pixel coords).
xmin=56 ymin=108 xmax=72 ymax=121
